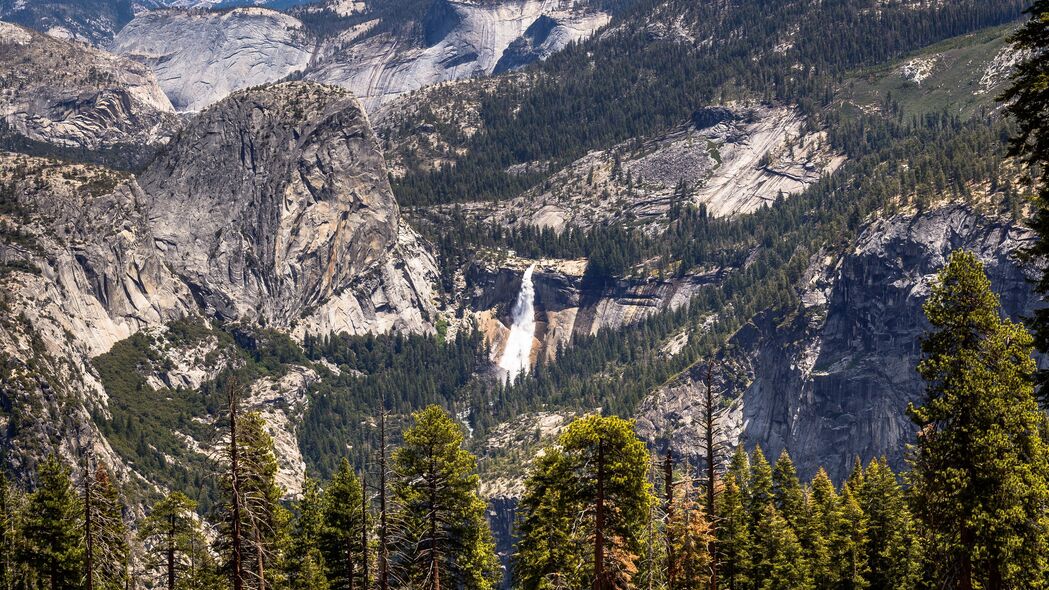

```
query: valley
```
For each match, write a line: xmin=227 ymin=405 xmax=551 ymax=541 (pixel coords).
xmin=0 ymin=0 xmax=1044 ymax=588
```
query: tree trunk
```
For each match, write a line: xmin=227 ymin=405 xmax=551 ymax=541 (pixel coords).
xmin=379 ymin=396 xmax=389 ymax=590
xmin=167 ymin=513 xmax=176 ymax=590
xmin=229 ymin=380 xmax=244 ymax=590
xmin=959 ymin=526 xmax=974 ymax=590
xmin=429 ymin=446 xmax=441 ymax=590
xmin=255 ymin=524 xmax=266 ymax=590
xmin=84 ymin=454 xmax=94 ymax=590
xmin=704 ymin=363 xmax=718 ymax=590
xmin=594 ymin=438 xmax=607 ymax=590
xmin=362 ymin=472 xmax=369 ymax=590
xmin=664 ymin=452 xmax=675 ymax=590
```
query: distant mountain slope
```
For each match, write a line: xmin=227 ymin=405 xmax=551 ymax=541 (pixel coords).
xmin=381 ymin=0 xmax=1026 ymax=207
xmin=0 ymin=0 xmax=139 ymax=44
xmin=109 ymin=7 xmax=314 ymax=111
xmin=0 ymin=21 xmax=178 ymax=156
xmin=305 ymin=0 xmax=611 ymax=111
xmin=106 ymin=0 xmax=610 ymax=113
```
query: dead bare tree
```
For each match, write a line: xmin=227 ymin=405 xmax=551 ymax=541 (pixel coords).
xmin=701 ymin=362 xmax=722 ymax=590
xmin=228 ymin=378 xmax=244 ymax=590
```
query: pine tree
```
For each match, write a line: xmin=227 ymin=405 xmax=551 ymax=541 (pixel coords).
xmin=320 ymin=460 xmax=365 ymax=590
xmin=856 ymin=460 xmax=915 ymax=590
xmin=218 ymin=407 xmax=291 ymax=590
xmin=287 ymin=477 xmax=329 ymax=590
xmin=910 ymin=250 xmax=1049 ymax=588
xmin=755 ymin=505 xmax=811 ymax=590
xmin=748 ymin=448 xmax=775 ymax=584
xmin=1004 ymin=0 xmax=1049 ymax=389
xmin=771 ymin=452 xmax=804 ymax=531
xmin=834 ymin=487 xmax=868 ymax=590
xmin=715 ymin=473 xmax=751 ymax=590
xmin=141 ymin=491 xmax=220 ymax=590
xmin=0 ymin=473 xmax=25 ymax=590
xmin=86 ymin=465 xmax=129 ymax=590
xmin=239 ymin=412 xmax=291 ymax=590
xmin=389 ymin=406 xmax=499 ymax=590
xmin=513 ymin=452 xmax=579 ymax=590
xmin=20 ymin=454 xmax=83 ymax=590
xmin=665 ymin=481 xmax=713 ymax=590
xmin=800 ymin=470 xmax=837 ymax=590
xmin=748 ymin=449 xmax=774 ymax=526
xmin=513 ymin=415 xmax=653 ymax=590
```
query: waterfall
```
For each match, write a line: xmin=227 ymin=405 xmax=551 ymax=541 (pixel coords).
xmin=498 ymin=263 xmax=537 ymax=382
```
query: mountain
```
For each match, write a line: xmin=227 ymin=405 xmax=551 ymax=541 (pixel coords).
xmin=0 ymin=0 xmax=1040 ymax=585
xmin=305 ymin=0 xmax=611 ymax=111
xmin=0 ymin=0 xmax=139 ymax=44
xmin=106 ymin=0 xmax=610 ymax=113
xmin=109 ymin=8 xmax=314 ymax=112
xmin=0 ymin=21 xmax=178 ymax=158
xmin=0 ymin=80 xmax=438 ymax=490
xmin=137 ymin=81 xmax=438 ymax=335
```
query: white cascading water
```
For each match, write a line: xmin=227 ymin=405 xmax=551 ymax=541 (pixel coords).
xmin=498 ymin=263 xmax=537 ymax=382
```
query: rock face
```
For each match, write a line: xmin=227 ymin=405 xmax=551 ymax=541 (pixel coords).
xmin=446 ymin=106 xmax=844 ymax=233
xmin=637 ymin=204 xmax=1039 ymax=482
xmin=0 ymin=81 xmax=440 ymax=489
xmin=309 ymin=0 xmax=610 ymax=111
xmin=110 ymin=8 xmax=315 ymax=112
xmin=107 ymin=0 xmax=606 ymax=114
xmin=466 ymin=259 xmax=721 ymax=366
xmin=0 ymin=153 xmax=194 ymax=479
xmin=0 ymin=22 xmax=178 ymax=151
xmin=0 ymin=0 xmax=137 ymax=45
xmin=139 ymin=81 xmax=435 ymax=335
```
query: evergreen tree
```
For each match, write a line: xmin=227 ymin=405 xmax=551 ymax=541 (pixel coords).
xmin=86 ymin=465 xmax=129 ymax=590
xmin=834 ymin=487 xmax=868 ymax=590
xmin=856 ymin=460 xmax=916 ymax=590
xmin=513 ymin=415 xmax=653 ymax=590
xmin=755 ymin=505 xmax=811 ymax=590
xmin=389 ymin=406 xmax=499 ymax=590
xmin=771 ymin=452 xmax=804 ymax=531
xmin=287 ymin=477 xmax=329 ymax=590
xmin=748 ymin=448 xmax=775 ymax=584
xmin=240 ymin=412 xmax=291 ymax=590
xmin=800 ymin=470 xmax=837 ymax=590
xmin=320 ymin=460 xmax=366 ymax=590
xmin=0 ymin=474 xmax=25 ymax=590
xmin=513 ymin=452 xmax=578 ymax=590
xmin=218 ymin=409 xmax=291 ymax=590
xmin=665 ymin=484 xmax=713 ymax=590
xmin=910 ymin=250 xmax=1049 ymax=588
xmin=1004 ymin=0 xmax=1049 ymax=391
xmin=748 ymin=448 xmax=774 ymax=525
xmin=715 ymin=473 xmax=751 ymax=590
xmin=20 ymin=454 xmax=83 ymax=590
xmin=140 ymin=491 xmax=220 ymax=590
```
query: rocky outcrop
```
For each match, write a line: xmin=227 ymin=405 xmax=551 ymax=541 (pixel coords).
xmin=447 ymin=105 xmax=844 ymax=233
xmin=467 ymin=258 xmax=721 ymax=366
xmin=295 ymin=224 xmax=440 ymax=338
xmin=139 ymin=81 xmax=436 ymax=336
xmin=106 ymin=0 xmax=605 ymax=114
xmin=0 ymin=153 xmax=193 ymax=480
xmin=110 ymin=8 xmax=314 ymax=112
xmin=637 ymin=203 xmax=1039 ymax=482
xmin=0 ymin=0 xmax=137 ymax=45
xmin=308 ymin=0 xmax=609 ymax=111
xmin=0 ymin=22 xmax=178 ymax=151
